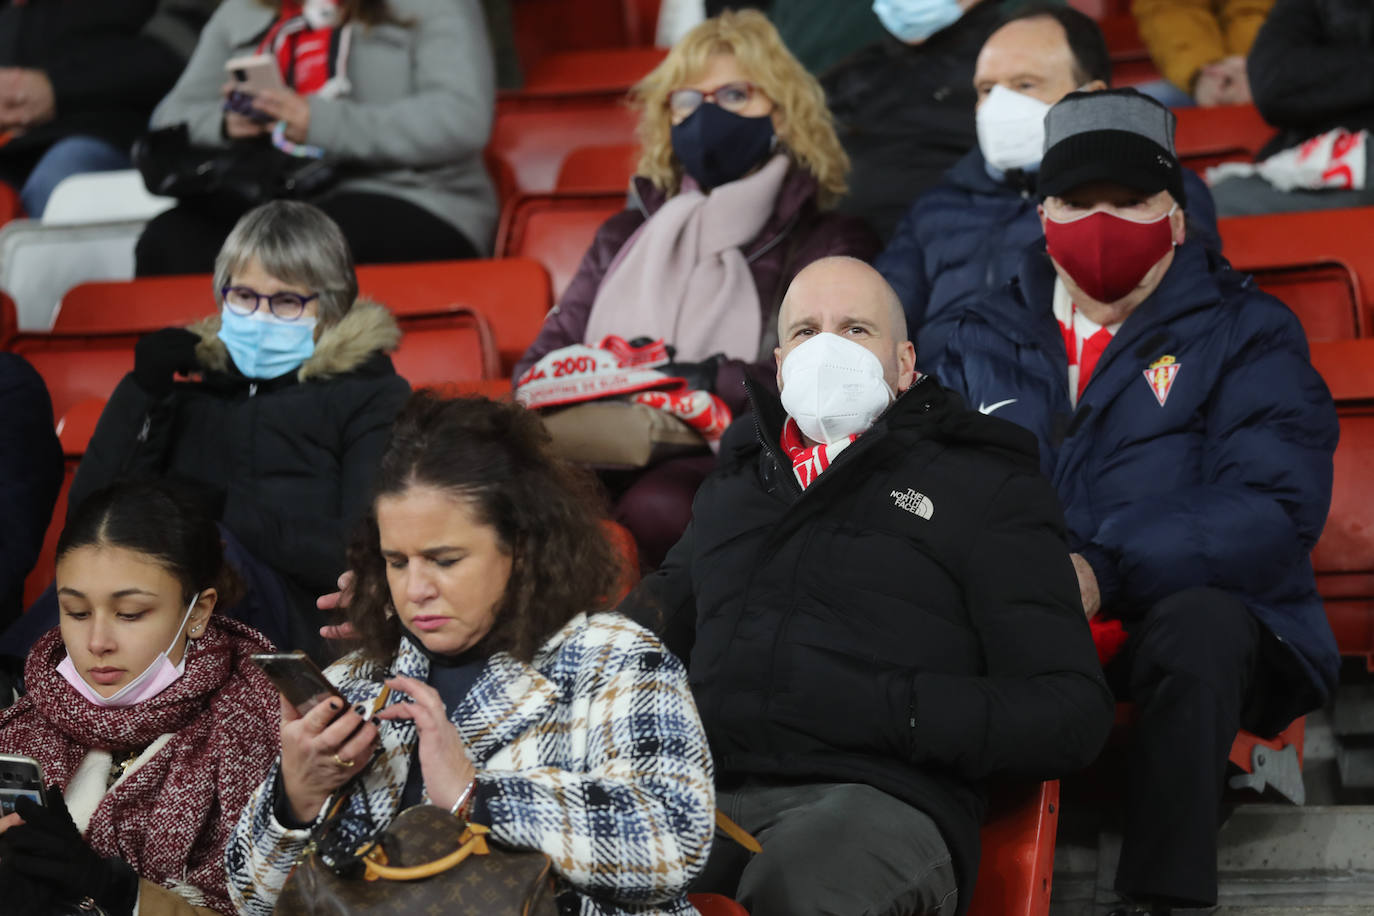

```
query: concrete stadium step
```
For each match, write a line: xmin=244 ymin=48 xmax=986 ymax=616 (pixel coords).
xmin=1050 ymin=805 xmax=1374 ymax=915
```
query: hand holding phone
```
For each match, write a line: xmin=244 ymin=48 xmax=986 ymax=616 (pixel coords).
xmin=0 ymin=754 xmax=45 ymax=817
xmin=251 ymin=651 xmax=344 ymax=717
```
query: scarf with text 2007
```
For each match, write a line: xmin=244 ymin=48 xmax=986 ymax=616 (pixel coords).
xmin=780 ymin=417 xmax=858 ymax=489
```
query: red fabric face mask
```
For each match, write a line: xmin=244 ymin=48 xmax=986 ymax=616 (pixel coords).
xmin=1044 ymin=205 xmax=1177 ymax=304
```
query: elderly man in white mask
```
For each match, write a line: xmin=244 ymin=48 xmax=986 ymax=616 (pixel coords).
xmin=874 ymin=3 xmax=1219 ymax=368
xmin=623 ymin=256 xmax=1113 ymax=916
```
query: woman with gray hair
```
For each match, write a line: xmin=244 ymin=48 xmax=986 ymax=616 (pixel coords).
xmin=66 ymin=200 xmax=411 ymax=659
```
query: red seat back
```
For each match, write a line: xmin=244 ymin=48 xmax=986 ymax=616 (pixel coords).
xmin=0 ymin=179 xmax=22 ymax=229
xmin=497 ymin=193 xmax=625 ymax=301
xmin=10 ymin=335 xmax=136 ymax=423
xmin=0 ymin=288 xmax=16 ymax=348
xmin=688 ymin=894 xmax=748 ymax=916
xmin=1097 ymin=15 xmax=1159 ymax=86
xmin=1220 ymin=208 xmax=1374 ymax=334
xmin=355 ymin=259 xmax=552 ymax=375
xmin=1309 ymin=340 xmax=1374 ymax=666
xmin=517 ymin=47 xmax=665 ymax=99
xmin=1174 ymin=104 xmax=1274 ymax=173
xmin=1247 ymin=263 xmax=1361 ymax=341
xmin=556 ymin=144 xmax=640 ymax=193
xmin=489 ymin=103 xmax=639 ymax=199
xmin=966 ymin=781 xmax=1060 ymax=916
xmin=392 ymin=306 xmax=500 ymax=389
xmin=55 ymin=275 xmax=211 ymax=334
xmin=23 ymin=462 xmax=74 ymax=609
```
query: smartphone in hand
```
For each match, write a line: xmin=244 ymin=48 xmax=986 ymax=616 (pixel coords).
xmin=0 ymin=754 xmax=45 ymax=815
xmin=251 ymin=651 xmax=345 ymax=717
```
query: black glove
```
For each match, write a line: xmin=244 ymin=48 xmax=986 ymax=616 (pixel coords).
xmin=134 ymin=327 xmax=201 ymax=396
xmin=6 ymin=791 xmax=140 ymax=916
xmin=660 ymin=353 xmax=724 ymax=394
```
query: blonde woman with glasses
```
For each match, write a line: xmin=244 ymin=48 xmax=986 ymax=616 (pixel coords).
xmin=513 ymin=9 xmax=878 ymax=570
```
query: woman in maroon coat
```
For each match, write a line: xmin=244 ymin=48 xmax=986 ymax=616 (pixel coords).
xmin=515 ymin=10 xmax=878 ymax=567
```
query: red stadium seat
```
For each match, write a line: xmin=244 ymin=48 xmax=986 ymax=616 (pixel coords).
xmin=601 ymin=519 xmax=641 ymax=601
xmin=391 ymin=305 xmax=500 ymax=389
xmin=0 ymin=179 xmax=21 ymax=228
xmin=356 ymin=259 xmax=553 ymax=375
xmin=556 ymin=144 xmax=640 ymax=193
xmin=515 ymin=47 xmax=666 ymax=100
xmin=497 ymin=193 xmax=626 ymax=301
xmin=1308 ymin=339 xmax=1374 ymax=667
xmin=23 ymin=462 xmax=75 ymax=609
xmin=10 ymin=333 xmax=136 ymax=425
xmin=966 ymin=781 xmax=1059 ymax=916
xmin=1220 ymin=208 xmax=1374 ymax=337
xmin=513 ymin=0 xmax=632 ymax=65
xmin=489 ymin=103 xmax=640 ymax=199
xmin=689 ymin=894 xmax=748 ymax=916
xmin=1247 ymin=263 xmax=1361 ymax=341
xmin=1097 ymin=15 xmax=1160 ymax=86
xmin=1174 ymin=104 xmax=1274 ymax=174
xmin=0 ymin=288 xmax=16 ymax=348
xmin=51 ymin=259 xmax=552 ymax=381
xmin=56 ymin=397 xmax=106 ymax=458
xmin=54 ymin=274 xmax=210 ymax=334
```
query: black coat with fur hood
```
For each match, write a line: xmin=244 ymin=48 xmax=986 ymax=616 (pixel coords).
xmin=70 ymin=302 xmax=410 ymax=648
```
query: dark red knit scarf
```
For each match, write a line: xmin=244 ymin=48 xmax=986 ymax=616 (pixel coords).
xmin=0 ymin=618 xmax=281 ymax=914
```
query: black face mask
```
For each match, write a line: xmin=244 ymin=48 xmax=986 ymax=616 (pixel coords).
xmin=670 ymin=102 xmax=776 ymax=191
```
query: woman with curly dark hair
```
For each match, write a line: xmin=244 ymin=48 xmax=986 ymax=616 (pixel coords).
xmin=226 ymin=392 xmax=716 ymax=916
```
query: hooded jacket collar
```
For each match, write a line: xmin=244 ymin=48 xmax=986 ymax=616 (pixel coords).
xmin=946 ymin=146 xmax=1038 ymax=197
xmin=187 ymin=299 xmax=401 ymax=387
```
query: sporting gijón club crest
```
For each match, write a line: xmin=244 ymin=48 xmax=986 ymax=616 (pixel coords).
xmin=1143 ymin=355 xmax=1181 ymax=407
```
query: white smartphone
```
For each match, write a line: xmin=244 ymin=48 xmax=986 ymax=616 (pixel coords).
xmin=0 ymin=753 xmax=45 ymax=815
xmin=225 ymin=53 xmax=287 ymax=95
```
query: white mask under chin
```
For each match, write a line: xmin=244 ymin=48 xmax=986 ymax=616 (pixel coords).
xmin=976 ymin=85 xmax=1053 ymax=173
xmin=780 ymin=333 xmax=895 ymax=444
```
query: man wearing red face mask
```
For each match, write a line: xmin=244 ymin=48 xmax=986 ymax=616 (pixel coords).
xmin=936 ymin=89 xmax=1340 ymax=916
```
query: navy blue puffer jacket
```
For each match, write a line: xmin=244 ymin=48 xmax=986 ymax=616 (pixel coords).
xmin=935 ymin=240 xmax=1340 ymax=721
xmin=875 ymin=147 xmax=1220 ymax=367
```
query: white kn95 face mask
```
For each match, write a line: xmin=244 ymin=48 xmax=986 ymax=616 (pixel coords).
xmin=779 ymin=332 xmax=895 ymax=444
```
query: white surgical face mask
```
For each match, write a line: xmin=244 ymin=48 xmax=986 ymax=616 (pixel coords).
xmin=780 ymin=333 xmax=895 ymax=444
xmin=57 ymin=592 xmax=201 ymax=708
xmin=976 ymin=85 xmax=1053 ymax=173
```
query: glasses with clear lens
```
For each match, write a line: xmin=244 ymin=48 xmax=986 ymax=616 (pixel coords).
xmin=221 ymin=285 xmax=318 ymax=321
xmin=668 ymin=81 xmax=760 ymax=120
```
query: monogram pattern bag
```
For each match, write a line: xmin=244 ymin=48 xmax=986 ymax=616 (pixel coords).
xmin=275 ymin=806 xmax=557 ymax=916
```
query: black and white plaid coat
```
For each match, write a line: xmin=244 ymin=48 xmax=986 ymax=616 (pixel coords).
xmin=225 ymin=612 xmax=715 ymax=915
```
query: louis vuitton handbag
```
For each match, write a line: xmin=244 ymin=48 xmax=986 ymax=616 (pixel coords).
xmin=275 ymin=805 xmax=557 ymax=916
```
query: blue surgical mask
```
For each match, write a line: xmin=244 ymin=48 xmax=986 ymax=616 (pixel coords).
xmin=670 ymin=102 xmax=776 ymax=191
xmin=217 ymin=305 xmax=317 ymax=379
xmin=873 ymin=0 xmax=964 ymax=44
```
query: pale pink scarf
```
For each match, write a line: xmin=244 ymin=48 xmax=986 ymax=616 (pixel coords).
xmin=582 ymin=153 xmax=792 ymax=362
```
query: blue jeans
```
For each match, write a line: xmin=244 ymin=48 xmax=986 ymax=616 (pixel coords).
xmin=18 ymin=135 xmax=130 ymax=218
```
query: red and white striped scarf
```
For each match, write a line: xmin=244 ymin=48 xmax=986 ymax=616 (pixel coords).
xmin=780 ymin=417 xmax=858 ymax=489
xmin=0 ymin=619 xmax=281 ymax=914
xmin=258 ymin=0 xmax=352 ymax=98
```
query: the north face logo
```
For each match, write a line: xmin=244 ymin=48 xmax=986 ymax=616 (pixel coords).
xmin=890 ymin=488 xmax=934 ymax=520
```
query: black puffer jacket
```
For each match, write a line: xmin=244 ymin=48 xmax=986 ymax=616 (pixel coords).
xmin=1248 ymin=0 xmax=1374 ymax=158
xmin=821 ymin=0 xmax=1005 ymax=241
xmin=70 ymin=303 xmax=411 ymax=652
xmin=627 ymin=377 xmax=1113 ymax=911
xmin=0 ymin=354 xmax=62 ymax=630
